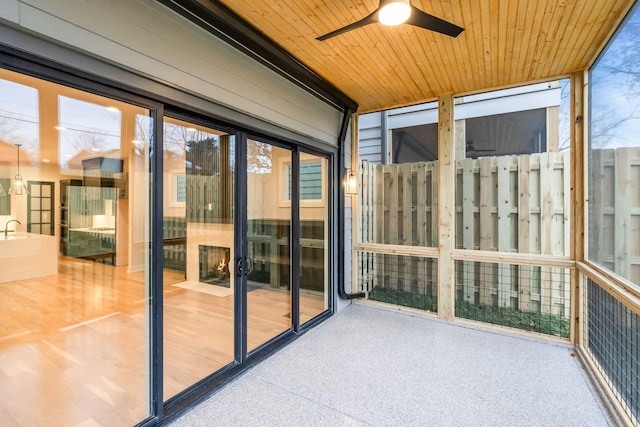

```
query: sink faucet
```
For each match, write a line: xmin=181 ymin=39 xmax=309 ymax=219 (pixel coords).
xmin=4 ymin=219 xmax=21 ymax=237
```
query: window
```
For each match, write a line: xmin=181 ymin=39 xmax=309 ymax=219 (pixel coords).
xmin=588 ymin=5 xmax=640 ymax=288
xmin=281 ymin=159 xmax=323 ymax=204
xmin=175 ymin=173 xmax=186 ymax=203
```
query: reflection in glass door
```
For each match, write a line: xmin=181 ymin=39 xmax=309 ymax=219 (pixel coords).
xmin=27 ymin=181 xmax=54 ymax=235
xmin=0 ymin=67 xmax=154 ymax=426
xmin=246 ymin=140 xmax=292 ymax=351
xmin=299 ymin=153 xmax=329 ymax=323
xmin=162 ymin=117 xmax=236 ymax=399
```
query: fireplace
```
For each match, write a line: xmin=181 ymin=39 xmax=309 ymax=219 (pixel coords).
xmin=198 ymin=245 xmax=231 ymax=287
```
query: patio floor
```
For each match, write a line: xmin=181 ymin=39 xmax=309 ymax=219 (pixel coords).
xmin=168 ymin=302 xmax=615 ymax=426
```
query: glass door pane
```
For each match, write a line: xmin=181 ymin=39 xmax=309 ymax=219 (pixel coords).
xmin=246 ymin=139 xmax=291 ymax=351
xmin=162 ymin=117 xmax=235 ymax=399
xmin=299 ymin=153 xmax=329 ymax=323
xmin=0 ymin=67 xmax=153 ymax=426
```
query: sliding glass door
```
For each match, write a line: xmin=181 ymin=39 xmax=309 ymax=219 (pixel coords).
xmin=245 ymin=140 xmax=292 ymax=351
xmin=162 ymin=117 xmax=236 ymax=400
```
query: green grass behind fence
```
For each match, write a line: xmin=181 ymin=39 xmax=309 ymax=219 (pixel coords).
xmin=368 ymin=287 xmax=569 ymax=338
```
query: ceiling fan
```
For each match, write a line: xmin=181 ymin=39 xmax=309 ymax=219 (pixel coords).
xmin=317 ymin=0 xmax=464 ymax=41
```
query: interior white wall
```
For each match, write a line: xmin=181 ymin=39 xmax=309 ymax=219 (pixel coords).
xmin=0 ymin=0 xmax=343 ymax=147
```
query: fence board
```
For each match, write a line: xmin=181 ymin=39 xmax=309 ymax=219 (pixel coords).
xmin=415 ymin=162 xmax=427 ymax=295
xmin=355 ymin=150 xmax=623 ymax=316
xmin=401 ymin=162 xmax=414 ymax=291
xmin=518 ymin=155 xmax=532 ymax=312
xmin=497 ymin=156 xmax=513 ymax=308
xmin=615 ymin=148 xmax=632 ymax=279
xmin=479 ymin=157 xmax=495 ymax=305
xmin=462 ymin=158 xmax=476 ymax=302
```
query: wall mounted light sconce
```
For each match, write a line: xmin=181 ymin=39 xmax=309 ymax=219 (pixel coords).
xmin=345 ymin=168 xmax=358 ymax=195
xmin=9 ymin=144 xmax=29 ymax=196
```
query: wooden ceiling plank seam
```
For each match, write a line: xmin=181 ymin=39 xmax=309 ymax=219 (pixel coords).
xmin=444 ymin=0 xmax=470 ymax=93
xmin=467 ymin=0 xmax=496 ymax=86
xmin=351 ymin=26 xmax=411 ymax=109
xmin=542 ymin=1 xmax=582 ymax=79
xmin=282 ymin=2 xmax=353 ymax=86
xmin=394 ymin=25 xmax=437 ymax=99
xmin=328 ymin=20 xmax=401 ymax=109
xmin=458 ymin=2 xmax=486 ymax=93
xmin=513 ymin=1 xmax=538 ymax=86
xmin=373 ymin=28 xmax=427 ymax=105
xmin=427 ymin=0 xmax=463 ymax=94
xmin=529 ymin=0 xmax=557 ymax=81
xmin=239 ymin=3 xmax=359 ymax=101
xmin=496 ymin=0 xmax=510 ymax=95
xmin=583 ymin=0 xmax=637 ymax=70
xmin=488 ymin=0 xmax=501 ymax=87
xmin=567 ymin=0 xmax=611 ymax=72
xmin=466 ymin=0 xmax=488 ymax=91
xmin=503 ymin=1 xmax=521 ymax=88
xmin=523 ymin=0 xmax=548 ymax=83
xmin=299 ymin=1 xmax=384 ymax=109
xmin=573 ymin=0 xmax=627 ymax=72
xmin=554 ymin=0 xmax=592 ymax=76
xmin=410 ymin=25 xmax=450 ymax=98
xmin=400 ymin=27 xmax=439 ymax=98
xmin=536 ymin=0 xmax=583 ymax=80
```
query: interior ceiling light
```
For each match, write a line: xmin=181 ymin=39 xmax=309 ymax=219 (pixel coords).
xmin=9 ymin=144 xmax=29 ymax=196
xmin=317 ymin=0 xmax=464 ymax=41
xmin=378 ymin=0 xmax=411 ymax=26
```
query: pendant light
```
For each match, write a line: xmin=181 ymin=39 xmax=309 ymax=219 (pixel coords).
xmin=9 ymin=144 xmax=29 ymax=195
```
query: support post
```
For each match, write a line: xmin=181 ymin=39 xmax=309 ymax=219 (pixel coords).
xmin=572 ymin=71 xmax=586 ymax=345
xmin=438 ymin=94 xmax=455 ymax=320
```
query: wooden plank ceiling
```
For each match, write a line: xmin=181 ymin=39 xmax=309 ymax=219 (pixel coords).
xmin=218 ymin=0 xmax=634 ymax=113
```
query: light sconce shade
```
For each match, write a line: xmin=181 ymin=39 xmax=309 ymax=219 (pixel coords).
xmin=9 ymin=144 xmax=29 ymax=196
xmin=378 ymin=0 xmax=412 ymax=26
xmin=345 ymin=168 xmax=358 ymax=195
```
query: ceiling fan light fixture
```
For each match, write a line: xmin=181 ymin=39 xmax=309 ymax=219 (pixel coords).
xmin=378 ymin=0 xmax=411 ymax=26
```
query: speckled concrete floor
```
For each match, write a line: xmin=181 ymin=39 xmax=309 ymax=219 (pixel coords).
xmin=168 ymin=302 xmax=614 ymax=427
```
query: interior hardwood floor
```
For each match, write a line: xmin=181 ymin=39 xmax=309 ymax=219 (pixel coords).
xmin=0 ymin=256 xmax=325 ymax=427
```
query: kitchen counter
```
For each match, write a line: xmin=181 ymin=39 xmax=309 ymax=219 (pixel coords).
xmin=0 ymin=233 xmax=58 ymax=283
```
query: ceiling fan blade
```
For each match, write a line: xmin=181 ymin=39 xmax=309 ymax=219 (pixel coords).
xmin=406 ymin=6 xmax=464 ymax=37
xmin=316 ymin=11 xmax=378 ymax=41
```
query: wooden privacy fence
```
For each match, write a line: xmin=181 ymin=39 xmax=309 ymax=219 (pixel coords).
xmin=358 ymin=152 xmax=572 ymax=317
xmin=590 ymin=147 xmax=640 ymax=286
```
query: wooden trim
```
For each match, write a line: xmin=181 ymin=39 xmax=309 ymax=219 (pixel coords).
xmin=572 ymin=72 xmax=586 ymax=263
xmin=438 ymin=94 xmax=455 ymax=321
xmin=451 ymin=249 xmax=575 ymax=268
xmin=576 ymin=346 xmax=637 ymax=427
xmin=453 ymin=317 xmax=571 ymax=345
xmin=355 ymin=245 xmax=574 ymax=268
xmin=578 ymin=261 xmax=640 ymax=316
xmin=571 ymin=71 xmax=586 ymax=345
xmin=355 ymin=242 xmax=439 ymax=258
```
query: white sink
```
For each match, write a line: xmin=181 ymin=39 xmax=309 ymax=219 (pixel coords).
xmin=0 ymin=233 xmax=58 ymax=282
